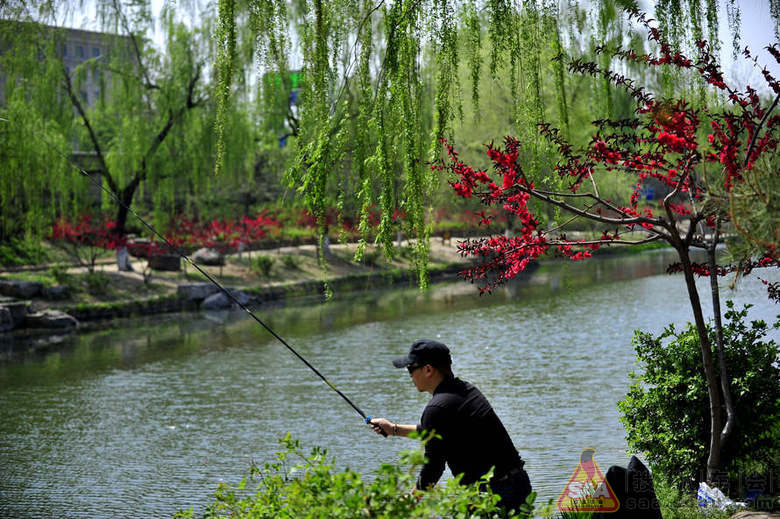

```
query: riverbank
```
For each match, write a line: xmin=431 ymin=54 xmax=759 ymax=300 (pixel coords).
xmin=0 ymin=240 xmax=468 ymax=333
xmin=0 ymin=236 xmax=672 ymax=337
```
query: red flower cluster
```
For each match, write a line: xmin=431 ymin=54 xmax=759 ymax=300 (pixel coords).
xmin=49 ymin=214 xmax=127 ymax=250
xmin=126 ymin=212 xmax=280 ymax=258
xmin=436 ymin=11 xmax=778 ymax=292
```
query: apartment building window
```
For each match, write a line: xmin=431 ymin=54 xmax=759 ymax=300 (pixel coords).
xmin=76 ymin=46 xmax=84 ymax=58
xmin=61 ymin=44 xmax=68 ymax=57
xmin=92 ymin=47 xmax=100 ymax=57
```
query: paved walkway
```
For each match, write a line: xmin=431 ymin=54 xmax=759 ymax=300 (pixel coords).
xmin=732 ymin=512 xmax=780 ymax=519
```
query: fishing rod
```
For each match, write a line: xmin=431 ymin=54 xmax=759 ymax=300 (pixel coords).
xmin=0 ymin=116 xmax=386 ymax=436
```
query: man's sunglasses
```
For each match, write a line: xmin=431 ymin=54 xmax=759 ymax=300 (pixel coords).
xmin=407 ymin=363 xmax=424 ymax=374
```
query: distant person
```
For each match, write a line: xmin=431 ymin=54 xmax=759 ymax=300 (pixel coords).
xmin=369 ymin=339 xmax=532 ymax=514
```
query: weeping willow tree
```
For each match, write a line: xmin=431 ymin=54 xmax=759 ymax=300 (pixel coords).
xmin=0 ymin=0 xmax=254 ymax=268
xmin=215 ymin=0 xmax=753 ymax=286
xmin=0 ymin=21 xmax=77 ymax=248
xmin=215 ymin=0 xmax=571 ymax=286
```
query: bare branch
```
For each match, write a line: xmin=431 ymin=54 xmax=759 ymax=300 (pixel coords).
xmin=663 ymin=158 xmax=692 ymax=225
xmin=332 ymin=0 xmax=387 ymax=109
xmin=545 ymin=235 xmax=664 ymax=246
xmin=111 ymin=0 xmax=157 ymax=92
xmin=139 ymin=63 xmax=202 ymax=180
xmin=587 ymin=172 xmax=600 ymax=198
xmin=61 ymin=64 xmax=119 ymax=196
xmin=744 ymin=92 xmax=779 ymax=168
xmin=521 ymin=185 xmax=662 ymax=227
xmin=545 ymin=204 xmax=597 ymax=234
xmin=531 ymin=187 xmax=638 ymax=220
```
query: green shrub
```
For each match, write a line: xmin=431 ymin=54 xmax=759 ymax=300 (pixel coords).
xmin=652 ymin=473 xmax=733 ymax=519
xmin=251 ymin=255 xmax=275 ymax=277
xmin=176 ymin=433 xmax=540 ymax=518
xmin=278 ymin=226 xmax=316 ymax=244
xmin=0 ymin=237 xmax=48 ymax=266
xmin=84 ymin=272 xmax=111 ymax=294
xmin=49 ymin=264 xmax=71 ymax=285
xmin=281 ymin=254 xmax=300 ymax=270
xmin=361 ymin=248 xmax=381 ymax=267
xmin=618 ymin=302 xmax=780 ymax=492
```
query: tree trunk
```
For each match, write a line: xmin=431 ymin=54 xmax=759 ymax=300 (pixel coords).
xmin=677 ymin=243 xmax=723 ymax=482
xmin=708 ymin=222 xmax=735 ymax=451
xmin=116 ymin=246 xmax=133 ymax=272
xmin=114 ymin=177 xmax=141 ymax=272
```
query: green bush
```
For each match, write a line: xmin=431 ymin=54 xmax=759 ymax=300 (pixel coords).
xmin=251 ymin=255 xmax=275 ymax=277
xmin=84 ymin=272 xmax=111 ymax=294
xmin=618 ymin=302 xmax=780 ymax=492
xmin=176 ymin=433 xmax=541 ymax=518
xmin=361 ymin=248 xmax=381 ymax=267
xmin=281 ymin=254 xmax=300 ymax=270
xmin=0 ymin=237 xmax=48 ymax=266
xmin=49 ymin=264 xmax=71 ymax=285
xmin=652 ymin=473 xmax=732 ymax=519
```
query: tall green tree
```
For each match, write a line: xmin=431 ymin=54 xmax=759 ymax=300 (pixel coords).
xmin=215 ymin=0 xmax=746 ymax=285
xmin=0 ymin=1 xmax=254 ymax=269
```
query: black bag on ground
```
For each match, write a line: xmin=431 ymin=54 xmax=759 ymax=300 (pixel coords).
xmin=592 ymin=456 xmax=662 ymax=519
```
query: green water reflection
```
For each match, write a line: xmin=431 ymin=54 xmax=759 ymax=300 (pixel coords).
xmin=1 ymin=249 xmax=777 ymax=518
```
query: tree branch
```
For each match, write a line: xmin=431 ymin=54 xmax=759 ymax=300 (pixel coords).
xmin=519 ymin=185 xmax=663 ymax=227
xmin=545 ymin=235 xmax=663 ymax=246
xmin=743 ymin=92 xmax=779 ymax=168
xmin=332 ymin=0 xmax=387 ymax=109
xmin=662 ymin=157 xmax=693 ymax=246
xmin=531 ymin=187 xmax=636 ymax=219
xmin=61 ymin=64 xmax=119 ymax=196
xmin=112 ymin=0 xmax=158 ymax=92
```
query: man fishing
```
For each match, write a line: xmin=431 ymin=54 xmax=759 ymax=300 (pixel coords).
xmin=369 ymin=339 xmax=532 ymax=513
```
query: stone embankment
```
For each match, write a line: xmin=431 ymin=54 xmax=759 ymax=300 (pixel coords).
xmin=0 ymin=261 xmax=464 ymax=334
xmin=0 ymin=281 xmax=78 ymax=331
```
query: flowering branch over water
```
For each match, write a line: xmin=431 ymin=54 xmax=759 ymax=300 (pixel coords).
xmin=437 ymin=10 xmax=778 ymax=295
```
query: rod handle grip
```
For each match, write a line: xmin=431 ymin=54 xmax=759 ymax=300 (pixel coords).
xmin=365 ymin=416 xmax=388 ymax=437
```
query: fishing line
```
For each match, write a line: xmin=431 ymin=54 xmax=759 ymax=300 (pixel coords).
xmin=0 ymin=116 xmax=385 ymax=433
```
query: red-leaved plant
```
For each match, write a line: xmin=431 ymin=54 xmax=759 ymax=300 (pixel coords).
xmin=49 ymin=214 xmax=127 ymax=273
xmin=439 ymin=10 xmax=778 ymax=482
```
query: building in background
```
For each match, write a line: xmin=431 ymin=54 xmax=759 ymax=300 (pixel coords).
xmin=0 ymin=21 xmax=132 ymax=109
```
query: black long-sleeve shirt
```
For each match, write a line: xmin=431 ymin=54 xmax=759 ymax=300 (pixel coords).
xmin=416 ymin=377 xmax=523 ymax=489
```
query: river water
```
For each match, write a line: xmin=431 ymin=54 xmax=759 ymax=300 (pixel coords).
xmin=1 ymin=249 xmax=777 ymax=518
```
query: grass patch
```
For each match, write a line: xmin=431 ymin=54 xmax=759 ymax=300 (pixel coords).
xmin=250 ymin=255 xmax=275 ymax=277
xmin=0 ymin=237 xmax=50 ymax=266
xmin=0 ymin=272 xmax=57 ymax=287
xmin=653 ymin=475 xmax=734 ymax=519
xmin=281 ymin=254 xmax=301 ymax=270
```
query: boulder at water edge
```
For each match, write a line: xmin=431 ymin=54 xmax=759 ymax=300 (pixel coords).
xmin=0 ymin=307 xmax=14 ymax=332
xmin=192 ymin=248 xmax=225 ymax=266
xmin=201 ymin=289 xmax=253 ymax=310
xmin=177 ymin=283 xmax=220 ymax=302
xmin=0 ymin=280 xmax=43 ymax=299
xmin=43 ymin=285 xmax=71 ymax=300
xmin=24 ymin=310 xmax=78 ymax=329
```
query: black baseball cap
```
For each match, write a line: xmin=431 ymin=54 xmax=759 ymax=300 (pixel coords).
xmin=392 ymin=339 xmax=452 ymax=368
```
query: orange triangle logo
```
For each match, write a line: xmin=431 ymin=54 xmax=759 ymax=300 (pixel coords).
xmin=557 ymin=448 xmax=620 ymax=512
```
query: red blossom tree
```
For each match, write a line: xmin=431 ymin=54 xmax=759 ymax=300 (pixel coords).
xmin=439 ymin=11 xmax=778 ymax=482
xmin=49 ymin=214 xmax=126 ymax=272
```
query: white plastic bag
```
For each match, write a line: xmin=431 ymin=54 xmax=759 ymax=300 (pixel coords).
xmin=697 ymin=482 xmax=746 ymax=510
